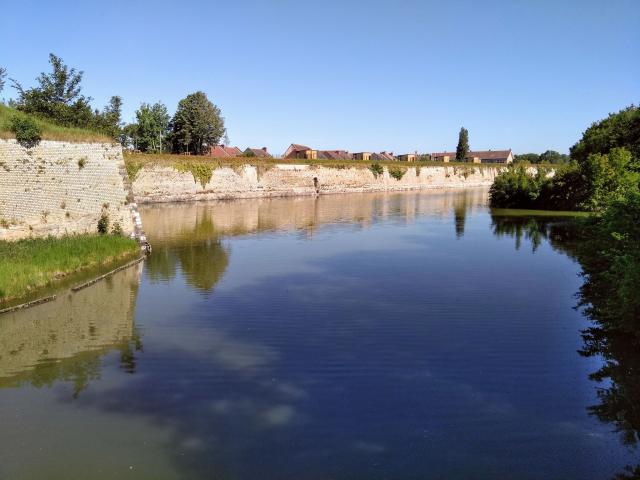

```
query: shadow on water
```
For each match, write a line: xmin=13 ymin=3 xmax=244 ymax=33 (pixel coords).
xmin=491 ymin=212 xmax=640 ymax=479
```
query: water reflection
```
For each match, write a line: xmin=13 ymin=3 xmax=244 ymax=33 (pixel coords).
xmin=0 ymin=263 xmax=142 ymax=396
xmin=1 ymin=189 xmax=634 ymax=479
xmin=141 ymin=188 xmax=487 ymax=241
xmin=489 ymin=212 xmax=640 ymax=479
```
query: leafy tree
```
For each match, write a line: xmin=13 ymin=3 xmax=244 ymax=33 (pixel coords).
xmin=539 ymin=150 xmax=569 ymax=164
xmin=120 ymin=123 xmax=139 ymax=149
xmin=170 ymin=91 xmax=225 ymax=155
xmin=456 ymin=127 xmax=469 ymax=161
xmin=0 ymin=67 xmax=6 ymax=94
xmin=514 ymin=153 xmax=540 ymax=164
xmin=570 ymin=105 xmax=640 ymax=166
xmin=11 ymin=53 xmax=94 ymax=127
xmin=93 ymin=95 xmax=123 ymax=140
xmin=135 ymin=102 xmax=170 ymax=153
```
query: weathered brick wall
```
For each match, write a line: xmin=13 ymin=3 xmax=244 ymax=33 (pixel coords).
xmin=0 ymin=139 xmax=136 ymax=240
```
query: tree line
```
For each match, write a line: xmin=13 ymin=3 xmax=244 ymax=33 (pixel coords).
xmin=1 ymin=54 xmax=226 ymax=154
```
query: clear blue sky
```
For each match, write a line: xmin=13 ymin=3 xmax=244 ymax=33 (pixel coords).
xmin=1 ymin=0 xmax=638 ymax=155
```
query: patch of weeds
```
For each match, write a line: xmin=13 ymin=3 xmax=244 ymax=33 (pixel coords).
xmin=111 ymin=222 xmax=123 ymax=236
xmin=97 ymin=212 xmax=110 ymax=234
xmin=126 ymin=160 xmax=143 ymax=180
xmin=77 ymin=157 xmax=87 ymax=169
xmin=175 ymin=163 xmax=214 ymax=188
xmin=388 ymin=166 xmax=405 ymax=181
xmin=369 ymin=163 xmax=384 ymax=177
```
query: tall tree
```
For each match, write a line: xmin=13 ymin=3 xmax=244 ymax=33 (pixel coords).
xmin=0 ymin=67 xmax=6 ymax=94
xmin=135 ymin=102 xmax=170 ymax=152
xmin=11 ymin=53 xmax=94 ymax=127
xmin=456 ymin=127 xmax=469 ymax=161
xmin=94 ymin=95 xmax=123 ymax=140
xmin=170 ymin=91 xmax=225 ymax=155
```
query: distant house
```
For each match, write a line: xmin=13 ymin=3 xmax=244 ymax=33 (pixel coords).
xmin=206 ymin=145 xmax=243 ymax=158
xmin=318 ymin=150 xmax=351 ymax=160
xmin=352 ymin=152 xmax=372 ymax=161
xmin=244 ymin=147 xmax=272 ymax=158
xmin=371 ymin=151 xmax=395 ymax=161
xmin=284 ymin=144 xmax=317 ymax=160
xmin=431 ymin=150 xmax=513 ymax=164
xmin=397 ymin=153 xmax=417 ymax=162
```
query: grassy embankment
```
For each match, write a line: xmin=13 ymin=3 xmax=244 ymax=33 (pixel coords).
xmin=0 ymin=104 xmax=112 ymax=143
xmin=0 ymin=235 xmax=139 ymax=304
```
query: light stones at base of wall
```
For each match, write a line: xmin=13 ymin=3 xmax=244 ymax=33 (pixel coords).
xmin=0 ymin=140 xmax=137 ymax=241
xmin=132 ymin=164 xmax=507 ymax=203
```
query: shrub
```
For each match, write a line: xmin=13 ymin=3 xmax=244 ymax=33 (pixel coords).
xmin=111 ymin=222 xmax=123 ymax=235
xmin=97 ymin=212 xmax=109 ymax=234
xmin=388 ymin=166 xmax=404 ymax=180
xmin=369 ymin=163 xmax=384 ymax=177
xmin=10 ymin=115 xmax=42 ymax=147
xmin=77 ymin=157 xmax=87 ymax=169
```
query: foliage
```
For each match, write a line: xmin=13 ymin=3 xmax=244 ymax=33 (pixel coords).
xmin=369 ymin=163 xmax=384 ymax=177
xmin=131 ymin=102 xmax=170 ymax=152
xmin=175 ymin=162 xmax=214 ymax=188
xmin=0 ymin=234 xmax=138 ymax=302
xmin=570 ymin=105 xmax=640 ymax=165
xmin=515 ymin=151 xmax=569 ymax=164
xmin=490 ymin=105 xmax=640 ymax=212
xmin=0 ymin=104 xmax=111 ymax=143
xmin=243 ymin=148 xmax=256 ymax=157
xmin=0 ymin=67 xmax=6 ymax=94
xmin=456 ymin=127 xmax=469 ymax=161
xmin=170 ymin=91 xmax=225 ymax=155
xmin=77 ymin=157 xmax=87 ymax=169
xmin=488 ymin=165 xmax=551 ymax=209
xmin=9 ymin=115 xmax=42 ymax=147
xmin=97 ymin=212 xmax=109 ymax=234
xmin=388 ymin=166 xmax=404 ymax=180
xmin=125 ymin=160 xmax=144 ymax=180
xmin=10 ymin=53 xmax=122 ymax=140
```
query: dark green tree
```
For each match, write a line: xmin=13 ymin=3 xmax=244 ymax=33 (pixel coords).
xmin=11 ymin=53 xmax=94 ymax=127
xmin=539 ymin=150 xmax=569 ymax=164
xmin=456 ymin=127 xmax=469 ymax=161
xmin=170 ymin=91 xmax=225 ymax=155
xmin=94 ymin=95 xmax=123 ymax=140
xmin=135 ymin=102 xmax=170 ymax=153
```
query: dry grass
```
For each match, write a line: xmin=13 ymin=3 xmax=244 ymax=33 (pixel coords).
xmin=0 ymin=104 xmax=113 ymax=144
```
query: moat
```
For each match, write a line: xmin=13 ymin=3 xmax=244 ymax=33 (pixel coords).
xmin=0 ymin=188 xmax=635 ymax=479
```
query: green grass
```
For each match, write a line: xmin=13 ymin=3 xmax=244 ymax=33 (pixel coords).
xmin=0 ymin=234 xmax=139 ymax=303
xmin=0 ymin=104 xmax=113 ymax=144
xmin=124 ymin=151 xmax=514 ymax=174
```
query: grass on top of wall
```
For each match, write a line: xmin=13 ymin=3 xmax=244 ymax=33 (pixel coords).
xmin=0 ymin=234 xmax=139 ymax=304
xmin=0 ymin=104 xmax=113 ymax=144
xmin=123 ymin=151 xmax=507 ymax=178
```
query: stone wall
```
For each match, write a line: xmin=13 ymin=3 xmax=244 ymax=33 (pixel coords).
xmin=0 ymin=139 xmax=136 ymax=241
xmin=133 ymin=163 xmax=505 ymax=203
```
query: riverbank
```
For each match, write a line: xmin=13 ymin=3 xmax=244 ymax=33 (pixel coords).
xmin=126 ymin=153 xmax=515 ymax=203
xmin=0 ymin=234 xmax=139 ymax=304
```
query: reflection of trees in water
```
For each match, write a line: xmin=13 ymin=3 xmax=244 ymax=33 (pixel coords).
xmin=453 ymin=192 xmax=469 ymax=238
xmin=490 ymin=212 xmax=640 ymax=479
xmin=146 ymin=213 xmax=229 ymax=293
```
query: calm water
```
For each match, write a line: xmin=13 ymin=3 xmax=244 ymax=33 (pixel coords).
xmin=0 ymin=188 xmax=636 ymax=479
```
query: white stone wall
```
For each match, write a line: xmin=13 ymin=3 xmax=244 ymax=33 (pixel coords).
xmin=0 ymin=139 xmax=136 ymax=240
xmin=132 ymin=163 xmax=507 ymax=203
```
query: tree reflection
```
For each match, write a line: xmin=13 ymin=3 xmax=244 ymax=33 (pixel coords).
xmin=453 ymin=191 xmax=469 ymax=238
xmin=490 ymin=212 xmax=640 ymax=478
xmin=145 ymin=212 xmax=229 ymax=293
